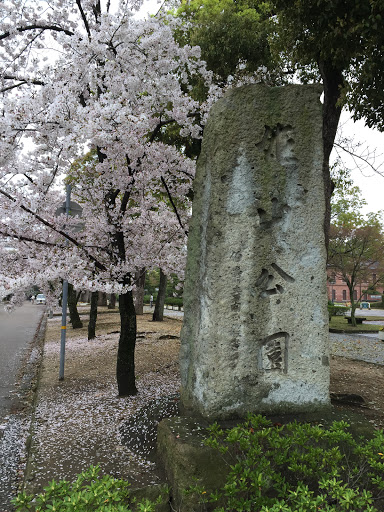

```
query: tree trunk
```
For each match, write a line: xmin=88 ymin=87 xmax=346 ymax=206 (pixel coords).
xmin=348 ymin=286 xmax=357 ymax=327
xmin=88 ymin=291 xmax=98 ymax=340
xmin=98 ymin=291 xmax=108 ymax=306
xmin=68 ymin=283 xmax=83 ymax=329
xmin=152 ymin=269 xmax=167 ymax=322
xmin=117 ymin=290 xmax=138 ymax=396
xmin=108 ymin=293 xmax=116 ymax=309
xmin=133 ymin=268 xmax=146 ymax=315
xmin=318 ymin=60 xmax=344 ymax=249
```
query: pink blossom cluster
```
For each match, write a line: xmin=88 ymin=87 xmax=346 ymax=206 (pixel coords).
xmin=0 ymin=0 xmax=215 ymax=302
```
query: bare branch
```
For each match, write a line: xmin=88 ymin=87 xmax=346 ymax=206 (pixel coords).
xmin=334 ymin=141 xmax=384 ymax=178
xmin=160 ymin=176 xmax=188 ymax=236
xmin=0 ymin=24 xmax=74 ymax=41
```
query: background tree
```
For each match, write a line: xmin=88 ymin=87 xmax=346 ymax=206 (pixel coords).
xmin=67 ymin=284 xmax=83 ymax=329
xmin=272 ymin=0 xmax=384 ymax=241
xmin=178 ymin=0 xmax=384 ymax=245
xmin=88 ymin=291 xmax=98 ymax=340
xmin=176 ymin=0 xmax=282 ymax=84
xmin=328 ymin=186 xmax=384 ymax=325
xmin=152 ymin=268 xmax=167 ymax=322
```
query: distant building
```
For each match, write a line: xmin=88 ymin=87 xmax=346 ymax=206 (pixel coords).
xmin=327 ymin=269 xmax=384 ymax=303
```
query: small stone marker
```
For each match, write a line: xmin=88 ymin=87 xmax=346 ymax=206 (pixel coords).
xmin=180 ymin=84 xmax=330 ymax=420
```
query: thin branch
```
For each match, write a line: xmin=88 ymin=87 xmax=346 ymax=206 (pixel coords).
xmin=0 ymin=188 xmax=107 ymax=271
xmin=0 ymin=230 xmax=57 ymax=246
xmin=44 ymin=148 xmax=63 ymax=194
xmin=160 ymin=176 xmax=188 ymax=236
xmin=334 ymin=141 xmax=384 ymax=177
xmin=23 ymin=173 xmax=35 ymax=184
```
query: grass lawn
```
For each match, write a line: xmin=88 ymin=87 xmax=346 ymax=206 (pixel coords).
xmin=329 ymin=315 xmax=382 ymax=332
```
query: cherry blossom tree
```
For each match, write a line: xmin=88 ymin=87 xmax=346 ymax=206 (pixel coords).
xmin=0 ymin=0 xmax=214 ymax=396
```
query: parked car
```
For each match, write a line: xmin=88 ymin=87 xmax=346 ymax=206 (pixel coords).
xmin=360 ymin=301 xmax=371 ymax=310
xmin=35 ymin=294 xmax=46 ymax=305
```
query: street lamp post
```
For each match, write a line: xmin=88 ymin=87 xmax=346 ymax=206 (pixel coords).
xmin=55 ymin=184 xmax=83 ymax=381
xmin=59 ymin=185 xmax=71 ymax=381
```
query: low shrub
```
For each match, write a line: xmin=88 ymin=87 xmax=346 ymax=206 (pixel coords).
xmin=370 ymin=301 xmax=384 ymax=309
xmin=328 ymin=304 xmax=348 ymax=320
xmin=164 ymin=297 xmax=183 ymax=309
xmin=12 ymin=466 xmax=159 ymax=512
xmin=189 ymin=415 xmax=384 ymax=511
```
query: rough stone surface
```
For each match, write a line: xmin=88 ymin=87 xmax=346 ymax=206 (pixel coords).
xmin=180 ymin=84 xmax=330 ymax=420
xmin=157 ymin=417 xmax=229 ymax=512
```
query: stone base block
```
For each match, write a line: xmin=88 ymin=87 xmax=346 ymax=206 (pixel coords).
xmin=157 ymin=417 xmax=229 ymax=512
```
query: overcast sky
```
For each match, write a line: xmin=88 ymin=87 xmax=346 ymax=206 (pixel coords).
xmin=333 ymin=113 xmax=384 ymax=217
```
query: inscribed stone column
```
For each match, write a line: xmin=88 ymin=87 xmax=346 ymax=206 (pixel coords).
xmin=180 ymin=84 xmax=330 ymax=420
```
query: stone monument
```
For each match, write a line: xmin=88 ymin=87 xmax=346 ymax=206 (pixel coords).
xmin=180 ymin=84 xmax=330 ymax=420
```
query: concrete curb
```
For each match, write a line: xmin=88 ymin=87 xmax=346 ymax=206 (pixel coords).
xmin=15 ymin=310 xmax=48 ymax=495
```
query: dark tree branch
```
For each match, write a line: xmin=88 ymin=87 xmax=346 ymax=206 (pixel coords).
xmin=333 ymin=141 xmax=384 ymax=177
xmin=23 ymin=173 xmax=35 ymax=184
xmin=0 ymin=230 xmax=57 ymax=246
xmin=120 ymin=190 xmax=130 ymax=214
xmin=2 ymin=74 xmax=45 ymax=86
xmin=0 ymin=80 xmax=43 ymax=93
xmin=93 ymin=0 xmax=102 ymax=24
xmin=75 ymin=0 xmax=92 ymax=39
xmin=160 ymin=176 xmax=188 ymax=236
xmin=149 ymin=112 xmax=200 ymax=143
xmin=0 ymin=24 xmax=74 ymax=40
xmin=0 ymin=188 xmax=107 ymax=271
xmin=120 ymin=155 xmax=134 ymax=214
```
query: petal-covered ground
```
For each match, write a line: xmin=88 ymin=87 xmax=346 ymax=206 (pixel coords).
xmin=4 ymin=307 xmax=384 ymax=504
xmin=25 ymin=310 xmax=182 ymax=494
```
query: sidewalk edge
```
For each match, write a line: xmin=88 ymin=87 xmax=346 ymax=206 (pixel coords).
xmin=17 ymin=310 xmax=48 ymax=495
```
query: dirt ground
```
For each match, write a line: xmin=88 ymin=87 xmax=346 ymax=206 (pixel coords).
xmin=27 ymin=308 xmax=384 ymax=493
xmin=330 ymin=355 xmax=384 ymax=429
xmin=26 ymin=310 xmax=183 ymax=492
xmin=46 ymin=308 xmax=384 ymax=432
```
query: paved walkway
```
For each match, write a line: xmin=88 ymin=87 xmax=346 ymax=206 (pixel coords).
xmin=330 ymin=332 xmax=384 ymax=365
xmin=0 ymin=303 xmax=45 ymax=511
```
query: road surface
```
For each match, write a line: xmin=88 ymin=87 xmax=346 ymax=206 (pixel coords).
xmin=0 ymin=302 xmax=44 ymax=417
xmin=0 ymin=301 xmax=45 ymax=510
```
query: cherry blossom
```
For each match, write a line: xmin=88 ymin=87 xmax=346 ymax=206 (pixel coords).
xmin=0 ymin=0 xmax=214 ymax=394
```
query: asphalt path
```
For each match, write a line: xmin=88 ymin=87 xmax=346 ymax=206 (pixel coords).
xmin=0 ymin=301 xmax=45 ymax=511
xmin=0 ymin=302 xmax=44 ymax=418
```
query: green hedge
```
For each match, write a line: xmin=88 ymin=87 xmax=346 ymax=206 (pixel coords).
xmin=12 ymin=465 xmax=162 ymax=511
xmin=328 ymin=304 xmax=348 ymax=320
xmin=164 ymin=297 xmax=183 ymax=309
xmin=143 ymin=295 xmax=183 ymax=309
xmin=370 ymin=301 xmax=384 ymax=309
